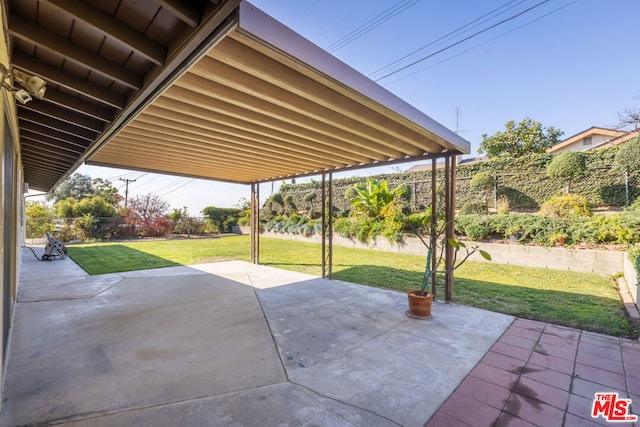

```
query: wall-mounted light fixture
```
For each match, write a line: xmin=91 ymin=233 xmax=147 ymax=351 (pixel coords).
xmin=0 ymin=64 xmax=47 ymax=104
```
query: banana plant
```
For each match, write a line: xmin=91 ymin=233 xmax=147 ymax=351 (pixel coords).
xmin=350 ymin=178 xmax=405 ymax=218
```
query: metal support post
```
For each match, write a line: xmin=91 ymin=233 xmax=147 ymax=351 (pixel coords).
xmin=321 ymin=173 xmax=333 ymax=278
xmin=444 ymin=154 xmax=456 ymax=302
xmin=430 ymin=158 xmax=437 ymax=297
xmin=250 ymin=182 xmax=260 ymax=264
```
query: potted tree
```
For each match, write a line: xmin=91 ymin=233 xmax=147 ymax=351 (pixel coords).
xmin=406 ymin=210 xmax=491 ymax=319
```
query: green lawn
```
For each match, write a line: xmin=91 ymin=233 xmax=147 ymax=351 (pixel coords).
xmin=67 ymin=235 xmax=637 ymax=338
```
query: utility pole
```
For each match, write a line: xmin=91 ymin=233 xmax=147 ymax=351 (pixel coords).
xmin=119 ymin=178 xmax=136 ymax=208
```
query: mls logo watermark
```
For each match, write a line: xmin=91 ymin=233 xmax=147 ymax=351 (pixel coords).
xmin=591 ymin=392 xmax=638 ymax=422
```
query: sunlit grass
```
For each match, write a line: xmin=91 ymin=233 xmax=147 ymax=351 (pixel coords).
xmin=67 ymin=235 xmax=636 ymax=338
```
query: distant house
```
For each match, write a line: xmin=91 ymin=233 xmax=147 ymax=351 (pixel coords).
xmin=548 ymin=127 xmax=639 ymax=154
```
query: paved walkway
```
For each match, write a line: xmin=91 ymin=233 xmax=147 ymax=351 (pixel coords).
xmin=427 ymin=318 xmax=640 ymax=426
xmin=2 ymin=248 xmax=639 ymax=426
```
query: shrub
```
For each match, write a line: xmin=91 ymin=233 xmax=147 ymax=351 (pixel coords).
xmin=540 ymin=194 xmax=592 ymax=218
xmin=496 ymin=196 xmax=510 ymax=214
xmin=452 ymin=214 xmax=487 ymax=235
xmin=547 ymin=152 xmax=586 ymax=192
xmin=470 ymin=172 xmax=495 ymax=191
xmin=570 ymin=215 xmax=638 ymax=244
xmin=25 ymin=201 xmax=54 ymax=238
xmin=460 ymin=201 xmax=489 ymax=215
xmin=465 ymin=222 xmax=489 ymax=241
xmin=629 ymin=245 xmax=640 ymax=274
xmin=613 ymin=136 xmax=640 ymax=173
xmin=202 ymin=206 xmax=241 ymax=233
xmin=350 ymin=178 xmax=406 ymax=218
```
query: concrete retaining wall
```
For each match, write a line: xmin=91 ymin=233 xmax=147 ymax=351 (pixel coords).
xmin=260 ymin=231 xmax=625 ymax=275
xmin=623 ymin=255 xmax=639 ymax=304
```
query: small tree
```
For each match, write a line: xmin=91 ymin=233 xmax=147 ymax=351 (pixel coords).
xmin=202 ymin=206 xmax=241 ymax=233
xmin=547 ymin=151 xmax=586 ymax=193
xmin=47 ymin=173 xmax=94 ymax=204
xmin=92 ymin=178 xmax=122 ymax=207
xmin=25 ymin=201 xmax=54 ymax=238
xmin=409 ymin=208 xmax=490 ymax=297
xmin=303 ymin=191 xmax=317 ymax=213
xmin=479 ymin=117 xmax=563 ymax=158
xmin=470 ymin=172 xmax=496 ymax=208
xmin=616 ymin=107 xmax=640 ymax=132
xmin=129 ymin=193 xmax=169 ymax=221
xmin=613 ymin=136 xmax=640 ymax=173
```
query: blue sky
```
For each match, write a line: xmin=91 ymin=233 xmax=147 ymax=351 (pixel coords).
xmin=59 ymin=0 xmax=639 ymax=215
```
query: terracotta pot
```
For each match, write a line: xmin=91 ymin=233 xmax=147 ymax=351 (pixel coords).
xmin=406 ymin=290 xmax=433 ymax=319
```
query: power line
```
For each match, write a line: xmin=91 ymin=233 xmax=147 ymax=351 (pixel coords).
xmin=326 ymin=0 xmax=421 ymax=53
xmin=160 ymin=179 xmax=196 ymax=197
xmin=375 ymin=0 xmax=551 ymax=82
xmin=382 ymin=0 xmax=580 ymax=86
xmin=368 ymin=0 xmax=525 ymax=79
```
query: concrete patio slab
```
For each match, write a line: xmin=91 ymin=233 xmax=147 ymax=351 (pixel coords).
xmin=58 ymin=383 xmax=398 ymax=427
xmin=2 ymin=250 xmax=514 ymax=426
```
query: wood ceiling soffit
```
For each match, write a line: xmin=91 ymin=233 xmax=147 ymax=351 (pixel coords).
xmin=22 ymin=158 xmax=71 ymax=173
xmin=18 ymin=110 xmax=98 ymax=140
xmin=21 ymin=133 xmax=87 ymax=155
xmin=9 ymin=14 xmax=143 ymax=90
xmin=81 ymin=0 xmax=241 ymax=167
xmin=44 ymin=88 xmax=114 ymax=123
xmin=12 ymin=53 xmax=126 ymax=109
xmin=152 ymin=0 xmax=200 ymax=27
xmin=20 ymin=101 xmax=105 ymax=132
xmin=20 ymin=122 xmax=91 ymax=147
xmin=20 ymin=129 xmax=89 ymax=151
xmin=21 ymin=145 xmax=79 ymax=162
xmin=42 ymin=0 xmax=166 ymax=65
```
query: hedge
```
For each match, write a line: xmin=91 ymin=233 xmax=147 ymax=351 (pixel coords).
xmin=273 ymin=147 xmax=639 ymax=218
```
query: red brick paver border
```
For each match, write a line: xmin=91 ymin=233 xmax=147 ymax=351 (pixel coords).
xmin=426 ymin=319 xmax=640 ymax=427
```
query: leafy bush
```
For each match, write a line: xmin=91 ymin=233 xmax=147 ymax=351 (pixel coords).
xmin=496 ymin=196 xmax=510 ymax=214
xmin=460 ymin=201 xmax=489 ymax=215
xmin=570 ymin=215 xmax=638 ymax=244
xmin=201 ymin=206 xmax=241 ymax=233
xmin=456 ymin=210 xmax=639 ymax=246
xmin=613 ymin=136 xmax=640 ymax=173
xmin=629 ymin=245 xmax=640 ymax=274
xmin=333 ymin=216 xmax=387 ymax=243
xmin=465 ymin=222 xmax=489 ymax=241
xmin=470 ymin=172 xmax=495 ymax=191
xmin=547 ymin=152 xmax=586 ymax=180
xmin=350 ymin=178 xmax=406 ymax=218
xmin=540 ymin=194 xmax=592 ymax=218
xmin=25 ymin=201 xmax=54 ymax=238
